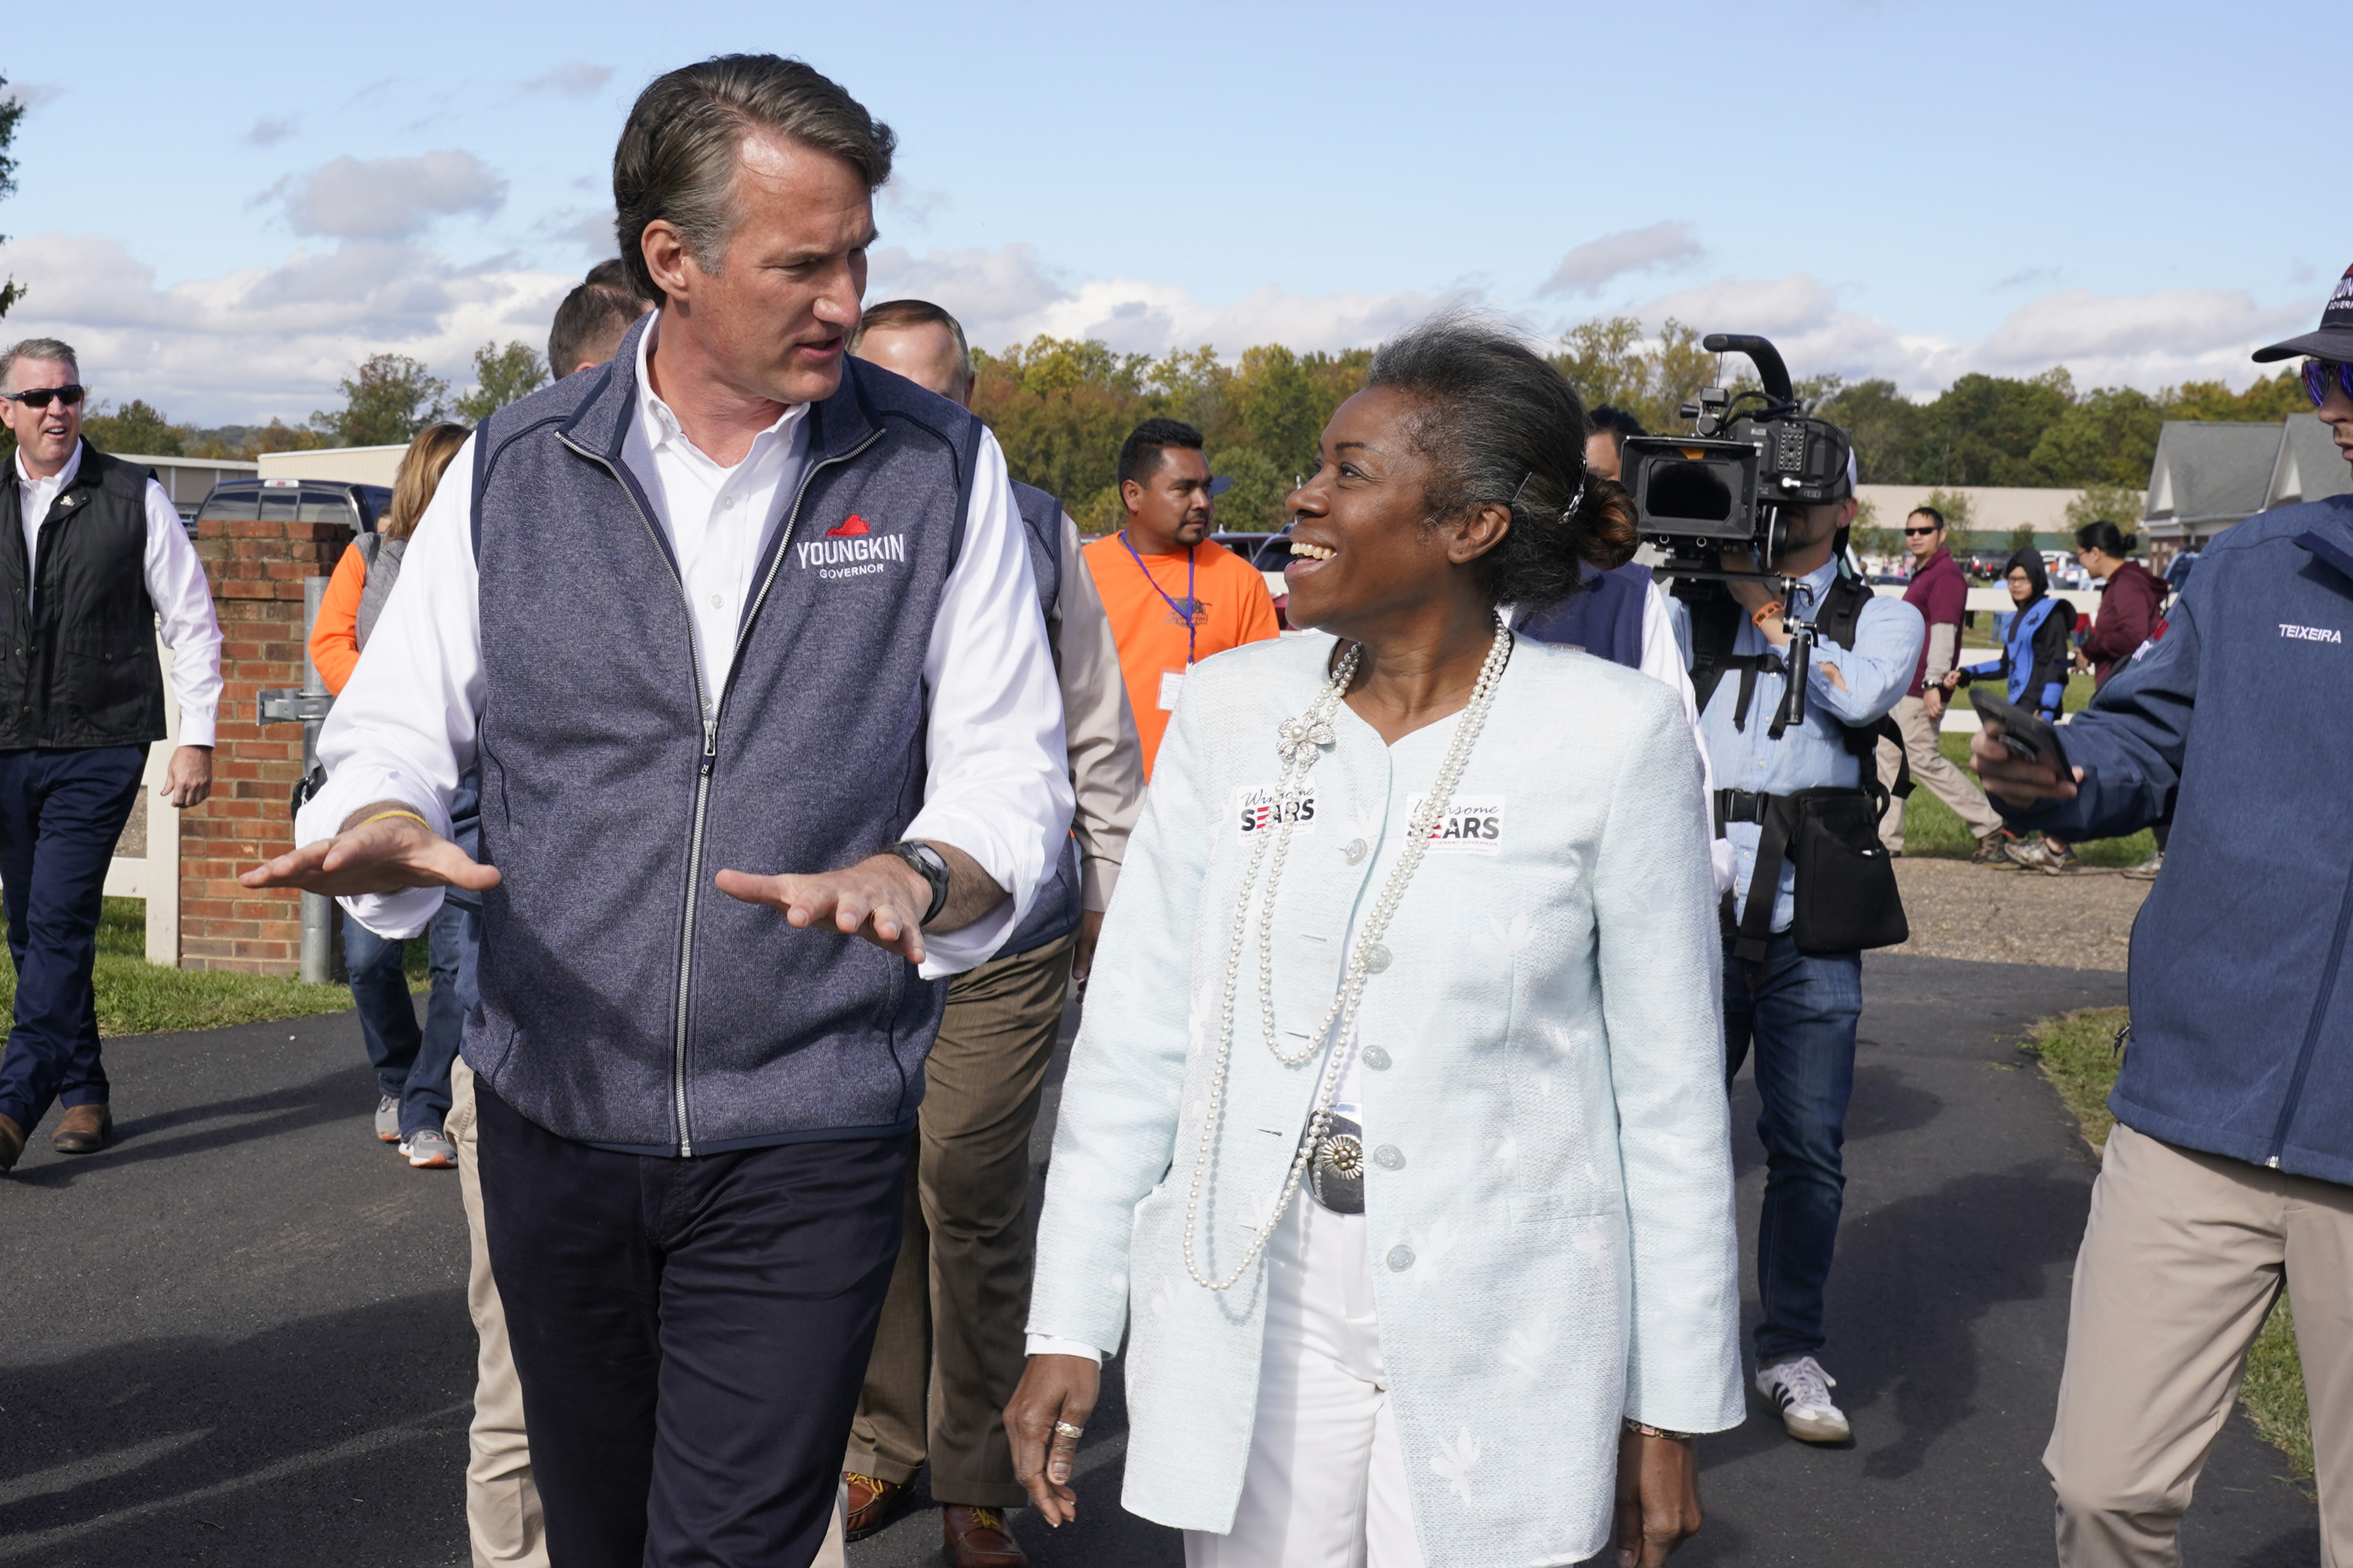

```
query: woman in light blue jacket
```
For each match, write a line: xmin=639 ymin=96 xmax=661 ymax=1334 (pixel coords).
xmin=1006 ymin=317 xmax=1742 ymax=1568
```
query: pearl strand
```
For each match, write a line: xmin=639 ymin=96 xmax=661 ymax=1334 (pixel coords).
xmin=1181 ymin=616 xmax=1514 ymax=1292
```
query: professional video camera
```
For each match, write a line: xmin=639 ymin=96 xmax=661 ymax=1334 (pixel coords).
xmin=1620 ymin=333 xmax=1857 ymax=740
xmin=1618 ymin=333 xmax=1852 ymax=565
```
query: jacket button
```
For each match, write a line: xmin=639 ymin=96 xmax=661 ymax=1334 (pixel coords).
xmin=1386 ymin=1245 xmax=1415 ymax=1271
xmin=1373 ymin=1144 xmax=1404 ymax=1171
xmin=1363 ymin=943 xmax=1392 ymax=974
xmin=1343 ymin=837 xmax=1367 ymax=864
xmin=1362 ymin=1045 xmax=1391 ymax=1071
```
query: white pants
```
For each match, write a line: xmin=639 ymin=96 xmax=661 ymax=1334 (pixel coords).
xmin=1185 ymin=1196 xmax=1429 ymax=1568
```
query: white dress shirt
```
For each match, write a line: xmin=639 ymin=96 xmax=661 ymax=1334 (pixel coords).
xmin=299 ymin=313 xmax=1072 ymax=979
xmin=17 ymin=443 xmax=223 ymax=747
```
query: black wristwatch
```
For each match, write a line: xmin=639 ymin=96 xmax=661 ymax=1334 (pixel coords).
xmin=884 ymin=841 xmax=951 ymax=926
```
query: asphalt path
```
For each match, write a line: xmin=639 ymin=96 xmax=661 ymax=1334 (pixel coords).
xmin=0 ymin=955 xmax=2319 ymax=1566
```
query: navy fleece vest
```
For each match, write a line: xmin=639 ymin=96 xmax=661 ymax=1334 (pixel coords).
xmin=1003 ymin=480 xmax=1082 ymax=958
xmin=1514 ymin=562 xmax=1650 ymax=670
xmin=465 ymin=316 xmax=984 ymax=1155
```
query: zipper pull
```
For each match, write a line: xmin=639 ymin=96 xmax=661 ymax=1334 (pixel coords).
xmin=701 ymin=718 xmax=718 ymax=776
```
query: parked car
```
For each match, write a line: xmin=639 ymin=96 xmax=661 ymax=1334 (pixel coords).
xmin=187 ymin=477 xmax=392 ymax=543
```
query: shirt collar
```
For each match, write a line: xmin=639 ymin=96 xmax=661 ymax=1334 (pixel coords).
xmin=16 ymin=439 xmax=81 ymax=493
xmin=633 ymin=309 xmax=806 ymax=461
xmin=1790 ymin=555 xmax=1839 ymax=605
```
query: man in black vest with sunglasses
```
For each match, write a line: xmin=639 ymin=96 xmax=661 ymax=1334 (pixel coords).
xmin=0 ymin=337 xmax=223 ymax=1172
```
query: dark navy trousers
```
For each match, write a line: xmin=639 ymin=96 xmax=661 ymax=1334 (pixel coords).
xmin=477 ymin=1080 xmax=909 ymax=1568
xmin=0 ymin=745 xmax=145 ymax=1133
xmin=1722 ymin=926 xmax=1864 ymax=1367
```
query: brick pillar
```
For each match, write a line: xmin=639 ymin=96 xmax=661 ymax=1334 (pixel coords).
xmin=181 ymin=506 xmax=352 ymax=973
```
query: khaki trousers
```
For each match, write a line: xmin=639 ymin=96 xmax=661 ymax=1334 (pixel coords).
xmin=448 ymin=1058 xmax=549 ymax=1568
xmin=844 ymin=931 xmax=1076 ymax=1509
xmin=2046 ymin=1121 xmax=2353 ymax=1567
xmin=1876 ymin=693 xmax=2003 ymax=853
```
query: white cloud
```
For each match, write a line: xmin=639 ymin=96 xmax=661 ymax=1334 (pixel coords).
xmin=244 ymin=115 xmax=298 ymax=148
xmin=538 ymin=207 xmax=619 ymax=257
xmin=522 ymin=63 xmax=613 ymax=98
xmin=277 ymin=150 xmax=507 ymax=241
xmin=1540 ymin=221 xmax=1703 ymax=298
xmin=1625 ymin=271 xmax=2313 ymax=396
xmin=2 ymin=81 xmax=64 ymax=113
xmin=0 ymin=232 xmax=568 ymax=424
xmin=868 ymin=242 xmax=1460 ymax=356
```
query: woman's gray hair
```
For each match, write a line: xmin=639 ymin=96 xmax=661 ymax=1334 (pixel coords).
xmin=0 ymin=337 xmax=78 ymax=389
xmin=1366 ymin=312 xmax=1637 ymax=607
xmin=612 ymin=55 xmax=895 ymax=304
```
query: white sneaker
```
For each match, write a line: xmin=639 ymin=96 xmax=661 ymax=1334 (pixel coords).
xmin=374 ymin=1094 xmax=401 ymax=1143
xmin=1756 ymin=1356 xmax=1852 ymax=1443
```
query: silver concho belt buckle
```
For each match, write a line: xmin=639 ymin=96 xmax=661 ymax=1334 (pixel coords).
xmin=1308 ymin=1114 xmax=1365 ymax=1214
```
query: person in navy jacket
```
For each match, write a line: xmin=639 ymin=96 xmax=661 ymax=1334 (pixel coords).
xmin=1974 ymin=267 xmax=2353 ymax=1566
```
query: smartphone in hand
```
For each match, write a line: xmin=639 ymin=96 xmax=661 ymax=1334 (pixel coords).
xmin=1968 ymin=689 xmax=2071 ymax=775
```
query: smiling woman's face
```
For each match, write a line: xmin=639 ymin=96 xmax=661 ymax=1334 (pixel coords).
xmin=1281 ymin=386 xmax=1502 ymax=641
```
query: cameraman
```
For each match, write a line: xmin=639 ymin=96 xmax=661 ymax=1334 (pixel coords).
xmin=1694 ymin=449 xmax=1923 ymax=1446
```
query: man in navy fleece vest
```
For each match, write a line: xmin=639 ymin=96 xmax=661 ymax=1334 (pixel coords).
xmin=247 ymin=56 xmax=1070 ymax=1568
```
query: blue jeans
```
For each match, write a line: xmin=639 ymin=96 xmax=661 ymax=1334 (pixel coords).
xmin=0 ymin=746 xmax=145 ymax=1130
xmin=346 ymin=900 xmax=468 ymax=1136
xmin=1722 ymin=926 xmax=1863 ymax=1366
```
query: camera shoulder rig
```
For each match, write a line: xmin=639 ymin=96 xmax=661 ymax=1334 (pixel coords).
xmin=1686 ymin=572 xmax=1913 ymax=818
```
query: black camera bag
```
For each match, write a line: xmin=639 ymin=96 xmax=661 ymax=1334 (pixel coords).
xmin=1785 ymin=788 xmax=1909 ymax=954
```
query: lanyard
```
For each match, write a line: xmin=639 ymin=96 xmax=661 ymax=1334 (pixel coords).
xmin=1120 ymin=530 xmax=1198 ymax=666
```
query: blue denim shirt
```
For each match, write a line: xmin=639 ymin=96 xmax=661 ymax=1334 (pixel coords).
xmin=1692 ymin=561 xmax=1923 ymax=931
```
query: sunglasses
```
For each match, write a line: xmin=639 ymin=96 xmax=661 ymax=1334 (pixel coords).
xmin=1902 ymin=525 xmax=1942 ymax=537
xmin=1 ymin=384 xmax=85 ymax=410
xmin=2303 ymin=359 xmax=2353 ymax=407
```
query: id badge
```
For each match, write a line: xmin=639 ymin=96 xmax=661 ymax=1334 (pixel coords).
xmin=1158 ymin=669 xmax=1186 ymax=711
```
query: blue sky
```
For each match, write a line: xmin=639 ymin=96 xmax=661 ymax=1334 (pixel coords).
xmin=2 ymin=0 xmax=2335 ymax=423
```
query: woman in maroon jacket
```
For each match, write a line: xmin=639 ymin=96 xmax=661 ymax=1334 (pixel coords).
xmin=2072 ymin=520 xmax=2167 ymax=687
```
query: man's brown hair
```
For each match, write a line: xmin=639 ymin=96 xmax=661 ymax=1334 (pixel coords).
xmin=547 ymin=275 xmax=649 ymax=378
xmin=612 ymin=54 xmax=895 ymax=304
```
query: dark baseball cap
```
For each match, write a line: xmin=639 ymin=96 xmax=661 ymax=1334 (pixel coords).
xmin=2253 ymin=263 xmax=2353 ymax=362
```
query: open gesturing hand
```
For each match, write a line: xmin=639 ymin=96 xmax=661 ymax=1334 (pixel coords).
xmin=714 ymin=853 xmax=935 ymax=964
xmin=241 ymin=802 xmax=500 ymax=898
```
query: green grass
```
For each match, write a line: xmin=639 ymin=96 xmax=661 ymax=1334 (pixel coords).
xmin=0 ymin=897 xmax=381 ymax=1038
xmin=2023 ymin=1007 xmax=2313 ymax=1478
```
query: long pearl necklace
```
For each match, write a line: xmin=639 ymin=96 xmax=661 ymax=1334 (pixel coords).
xmin=1182 ymin=615 xmax=1515 ymax=1292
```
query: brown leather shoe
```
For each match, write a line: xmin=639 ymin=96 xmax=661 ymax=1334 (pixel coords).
xmin=842 ymin=1472 xmax=905 ymax=1542
xmin=0 ymin=1113 xmax=22 ymax=1173
xmin=51 ymin=1104 xmax=112 ymax=1155
xmin=942 ymin=1505 xmax=1028 ymax=1567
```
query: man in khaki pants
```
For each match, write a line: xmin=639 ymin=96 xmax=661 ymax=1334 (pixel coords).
xmin=840 ymin=300 xmax=1145 ymax=1567
xmin=1876 ymin=505 xmax=2005 ymax=859
xmin=1975 ymin=267 xmax=2353 ymax=1567
xmin=448 ymin=1055 xmax=545 ymax=1567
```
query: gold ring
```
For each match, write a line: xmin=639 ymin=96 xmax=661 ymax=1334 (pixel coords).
xmin=1053 ymin=1421 xmax=1084 ymax=1441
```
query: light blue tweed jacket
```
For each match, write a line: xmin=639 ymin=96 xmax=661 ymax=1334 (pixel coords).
xmin=1030 ymin=631 xmax=1743 ymax=1568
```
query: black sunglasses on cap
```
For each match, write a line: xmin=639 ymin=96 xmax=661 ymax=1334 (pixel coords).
xmin=2303 ymin=359 xmax=2353 ymax=407
xmin=1 ymin=384 xmax=85 ymax=410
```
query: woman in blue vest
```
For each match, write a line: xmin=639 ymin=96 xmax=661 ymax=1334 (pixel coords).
xmin=1948 ymin=548 xmax=2077 ymax=870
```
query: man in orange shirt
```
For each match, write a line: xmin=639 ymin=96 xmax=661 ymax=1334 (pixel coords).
xmin=1082 ymin=418 xmax=1281 ymax=775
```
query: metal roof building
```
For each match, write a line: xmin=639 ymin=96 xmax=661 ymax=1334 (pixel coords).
xmin=2141 ymin=422 xmax=2281 ymax=554
xmin=2263 ymin=413 xmax=2353 ymax=511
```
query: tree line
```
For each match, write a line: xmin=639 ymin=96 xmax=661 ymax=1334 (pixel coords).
xmin=40 ymin=315 xmax=2309 ymax=539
